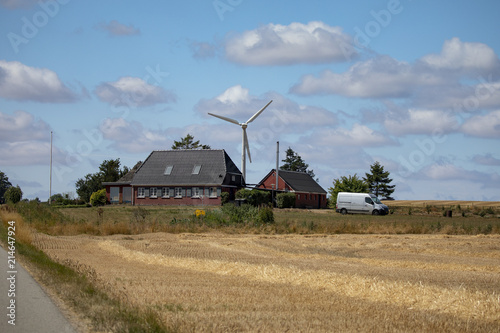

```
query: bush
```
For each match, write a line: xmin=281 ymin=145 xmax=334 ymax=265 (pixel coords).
xmin=220 ymin=192 xmax=229 ymax=205
xmin=258 ymin=207 xmax=274 ymax=224
xmin=4 ymin=185 xmax=22 ymax=204
xmin=235 ymin=189 xmax=271 ymax=206
xmin=90 ymin=189 xmax=107 ymax=206
xmin=276 ymin=192 xmax=295 ymax=208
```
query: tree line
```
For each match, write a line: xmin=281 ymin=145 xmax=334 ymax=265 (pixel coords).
xmin=1 ymin=134 xmax=395 ymax=205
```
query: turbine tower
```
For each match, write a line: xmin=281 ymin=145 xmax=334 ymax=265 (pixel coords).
xmin=208 ymin=100 xmax=273 ymax=182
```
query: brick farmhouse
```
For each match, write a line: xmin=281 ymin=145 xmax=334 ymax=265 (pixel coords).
xmin=103 ymin=149 xmax=244 ymax=206
xmin=256 ymin=169 xmax=328 ymax=209
xmin=104 ymin=150 xmax=327 ymax=208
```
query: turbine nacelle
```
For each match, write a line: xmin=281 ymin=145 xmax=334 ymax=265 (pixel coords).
xmin=208 ymin=100 xmax=273 ymax=181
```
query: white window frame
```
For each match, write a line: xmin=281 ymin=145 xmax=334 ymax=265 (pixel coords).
xmin=192 ymin=187 xmax=200 ymax=198
xmin=209 ymin=187 xmax=218 ymax=198
xmin=175 ymin=187 xmax=183 ymax=198
xmin=150 ymin=187 xmax=157 ymax=198
xmin=138 ymin=187 xmax=145 ymax=198
xmin=162 ymin=187 xmax=170 ymax=198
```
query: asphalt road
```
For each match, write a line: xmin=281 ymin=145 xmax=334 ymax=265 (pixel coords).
xmin=0 ymin=246 xmax=77 ymax=333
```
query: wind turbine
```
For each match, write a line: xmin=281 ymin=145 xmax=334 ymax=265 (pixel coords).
xmin=208 ymin=100 xmax=273 ymax=182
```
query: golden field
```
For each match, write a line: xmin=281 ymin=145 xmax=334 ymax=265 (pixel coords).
xmin=33 ymin=231 xmax=500 ymax=332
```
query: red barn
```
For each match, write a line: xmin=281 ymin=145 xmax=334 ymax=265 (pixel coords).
xmin=257 ymin=169 xmax=328 ymax=209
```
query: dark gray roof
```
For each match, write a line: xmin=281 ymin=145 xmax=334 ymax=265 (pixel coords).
xmin=260 ymin=169 xmax=326 ymax=194
xmin=130 ymin=149 xmax=242 ymax=186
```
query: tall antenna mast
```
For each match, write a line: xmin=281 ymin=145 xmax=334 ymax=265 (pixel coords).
xmin=49 ymin=131 xmax=53 ymax=204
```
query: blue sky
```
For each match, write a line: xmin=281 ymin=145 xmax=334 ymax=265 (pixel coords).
xmin=1 ymin=0 xmax=499 ymax=201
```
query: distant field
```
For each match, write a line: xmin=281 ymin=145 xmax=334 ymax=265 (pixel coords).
xmin=33 ymin=232 xmax=500 ymax=332
xmin=383 ymin=200 xmax=500 ymax=208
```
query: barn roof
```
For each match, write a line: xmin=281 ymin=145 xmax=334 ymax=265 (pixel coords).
xmin=130 ymin=149 xmax=242 ymax=186
xmin=258 ymin=169 xmax=327 ymax=194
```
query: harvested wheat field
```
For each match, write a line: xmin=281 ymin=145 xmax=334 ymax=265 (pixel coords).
xmin=33 ymin=232 xmax=500 ymax=332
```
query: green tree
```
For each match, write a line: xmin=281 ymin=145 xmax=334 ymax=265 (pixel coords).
xmin=0 ymin=171 xmax=13 ymax=203
xmin=171 ymin=134 xmax=210 ymax=150
xmin=280 ymin=147 xmax=316 ymax=179
xmin=364 ymin=161 xmax=395 ymax=199
xmin=327 ymin=174 xmax=368 ymax=208
xmin=4 ymin=185 xmax=22 ymax=204
xmin=76 ymin=158 xmax=129 ymax=203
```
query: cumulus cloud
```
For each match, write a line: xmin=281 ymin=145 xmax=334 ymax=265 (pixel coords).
xmin=99 ymin=118 xmax=171 ymax=153
xmin=472 ymin=153 xmax=500 ymax=166
xmin=225 ymin=21 xmax=357 ymax=66
xmin=290 ymin=55 xmax=446 ymax=98
xmin=420 ymin=37 xmax=500 ymax=76
xmin=290 ymin=38 xmax=500 ymax=103
xmin=0 ymin=60 xmax=78 ymax=103
xmin=196 ymin=85 xmax=338 ymax=132
xmin=418 ymin=164 xmax=500 ymax=190
xmin=311 ymin=124 xmax=394 ymax=147
xmin=461 ymin=110 xmax=500 ymax=138
xmin=0 ymin=111 xmax=65 ymax=166
xmin=0 ymin=110 xmax=51 ymax=142
xmin=384 ymin=109 xmax=459 ymax=136
xmin=94 ymin=77 xmax=176 ymax=107
xmin=96 ymin=20 xmax=140 ymax=37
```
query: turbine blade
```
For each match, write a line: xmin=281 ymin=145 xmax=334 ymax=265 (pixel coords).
xmin=246 ymin=100 xmax=273 ymax=124
xmin=244 ymin=128 xmax=251 ymax=163
xmin=208 ymin=113 xmax=240 ymax=125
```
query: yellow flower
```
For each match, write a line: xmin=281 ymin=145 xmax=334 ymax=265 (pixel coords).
xmin=195 ymin=209 xmax=206 ymax=217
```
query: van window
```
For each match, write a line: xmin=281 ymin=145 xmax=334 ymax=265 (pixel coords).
xmin=365 ymin=197 xmax=373 ymax=205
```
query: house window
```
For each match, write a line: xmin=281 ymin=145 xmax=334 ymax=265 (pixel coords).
xmin=192 ymin=187 xmax=200 ymax=198
xmin=297 ymin=194 xmax=300 ymax=200
xmin=175 ymin=187 xmax=183 ymax=198
xmin=138 ymin=187 xmax=145 ymax=198
xmin=150 ymin=187 xmax=157 ymax=198
xmin=164 ymin=165 xmax=173 ymax=175
xmin=209 ymin=187 xmax=218 ymax=198
xmin=162 ymin=187 xmax=170 ymax=198
xmin=192 ymin=165 xmax=201 ymax=174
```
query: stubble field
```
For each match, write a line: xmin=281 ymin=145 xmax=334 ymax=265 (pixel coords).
xmin=33 ymin=231 xmax=500 ymax=332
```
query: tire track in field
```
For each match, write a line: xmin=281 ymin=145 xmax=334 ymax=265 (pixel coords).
xmin=98 ymin=239 xmax=500 ymax=322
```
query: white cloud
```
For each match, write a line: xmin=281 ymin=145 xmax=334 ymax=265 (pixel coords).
xmin=384 ymin=109 xmax=458 ymax=136
xmin=0 ymin=141 xmax=51 ymax=166
xmin=313 ymin=124 xmax=394 ymax=147
xmin=99 ymin=118 xmax=171 ymax=153
xmin=461 ymin=110 xmax=500 ymax=138
xmin=216 ymin=85 xmax=250 ymax=104
xmin=290 ymin=38 xmax=500 ymax=101
xmin=225 ymin=21 xmax=356 ymax=66
xmin=290 ymin=55 xmax=445 ymax=98
xmin=420 ymin=37 xmax=500 ymax=75
xmin=94 ymin=77 xmax=176 ymax=107
xmin=472 ymin=153 xmax=500 ymax=166
xmin=197 ymin=86 xmax=337 ymax=132
xmin=0 ymin=60 xmax=77 ymax=103
xmin=0 ymin=110 xmax=51 ymax=142
xmin=96 ymin=20 xmax=140 ymax=36
xmin=418 ymin=164 xmax=500 ymax=190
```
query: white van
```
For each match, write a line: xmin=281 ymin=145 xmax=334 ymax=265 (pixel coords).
xmin=336 ymin=192 xmax=389 ymax=215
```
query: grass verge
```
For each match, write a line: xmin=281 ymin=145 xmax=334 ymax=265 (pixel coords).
xmin=0 ymin=207 xmax=174 ymax=333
